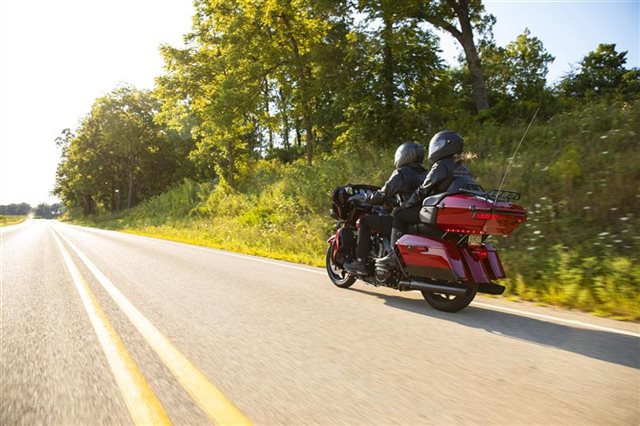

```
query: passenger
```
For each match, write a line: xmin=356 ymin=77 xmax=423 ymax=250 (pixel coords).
xmin=343 ymin=143 xmax=427 ymax=274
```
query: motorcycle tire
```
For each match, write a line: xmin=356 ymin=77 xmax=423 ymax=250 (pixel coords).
xmin=326 ymin=245 xmax=356 ymax=288
xmin=421 ymin=284 xmax=477 ymax=313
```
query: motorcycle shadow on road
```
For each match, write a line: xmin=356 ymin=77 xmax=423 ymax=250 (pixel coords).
xmin=348 ymin=287 xmax=639 ymax=369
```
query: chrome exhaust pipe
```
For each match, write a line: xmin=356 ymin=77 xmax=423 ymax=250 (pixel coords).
xmin=399 ymin=280 xmax=467 ymax=296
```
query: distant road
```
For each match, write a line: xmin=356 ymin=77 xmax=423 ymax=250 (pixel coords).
xmin=2 ymin=220 xmax=638 ymax=425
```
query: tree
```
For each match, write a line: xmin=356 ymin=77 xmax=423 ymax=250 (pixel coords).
xmin=158 ymin=1 xmax=266 ymax=187
xmin=503 ymin=29 xmax=554 ymax=101
xmin=55 ymin=86 xmax=193 ymax=213
xmin=336 ymin=1 xmax=446 ymax=147
xmin=480 ymin=28 xmax=554 ymax=117
xmin=0 ymin=203 xmax=31 ymax=215
xmin=34 ymin=203 xmax=63 ymax=219
xmin=158 ymin=0 xmax=345 ymax=173
xmin=410 ymin=0 xmax=494 ymax=112
xmin=560 ymin=43 xmax=640 ymax=99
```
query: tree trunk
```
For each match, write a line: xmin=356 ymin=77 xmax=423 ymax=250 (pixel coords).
xmin=111 ymin=181 xmax=116 ymax=212
xmin=278 ymin=87 xmax=290 ymax=149
xmin=454 ymin=0 xmax=490 ymax=112
xmin=127 ymin=156 xmax=135 ymax=209
xmin=303 ymin=98 xmax=314 ymax=165
xmin=281 ymin=13 xmax=314 ymax=165
xmin=226 ymin=140 xmax=235 ymax=188
xmin=381 ymin=2 xmax=396 ymax=141
xmin=293 ymin=51 xmax=314 ymax=165
xmin=84 ymin=194 xmax=94 ymax=216
xmin=295 ymin=118 xmax=301 ymax=148
xmin=264 ymin=77 xmax=273 ymax=151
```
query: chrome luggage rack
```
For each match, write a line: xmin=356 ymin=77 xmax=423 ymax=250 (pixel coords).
xmin=485 ymin=189 xmax=521 ymax=202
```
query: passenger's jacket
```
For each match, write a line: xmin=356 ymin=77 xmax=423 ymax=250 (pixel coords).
xmin=403 ymin=158 xmax=477 ymax=208
xmin=369 ymin=163 xmax=428 ymax=205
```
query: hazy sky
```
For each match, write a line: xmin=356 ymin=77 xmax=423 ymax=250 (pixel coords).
xmin=0 ymin=1 xmax=194 ymax=206
xmin=0 ymin=1 xmax=638 ymax=206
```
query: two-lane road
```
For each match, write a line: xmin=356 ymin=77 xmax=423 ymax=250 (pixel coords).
xmin=2 ymin=220 xmax=638 ymax=424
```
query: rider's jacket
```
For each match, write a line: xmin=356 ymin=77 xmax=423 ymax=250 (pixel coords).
xmin=369 ymin=162 xmax=428 ymax=205
xmin=403 ymin=158 xmax=477 ymax=208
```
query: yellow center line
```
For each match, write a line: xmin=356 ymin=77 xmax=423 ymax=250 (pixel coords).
xmin=53 ymin=226 xmax=252 ymax=426
xmin=51 ymin=228 xmax=172 ymax=426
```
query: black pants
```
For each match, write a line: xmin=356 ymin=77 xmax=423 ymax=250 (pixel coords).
xmin=391 ymin=207 xmax=422 ymax=246
xmin=357 ymin=214 xmax=393 ymax=260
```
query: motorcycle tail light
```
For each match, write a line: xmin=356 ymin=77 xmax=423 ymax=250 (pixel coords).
xmin=475 ymin=212 xmax=496 ymax=220
xmin=445 ymin=228 xmax=484 ymax=234
xmin=471 ymin=248 xmax=488 ymax=261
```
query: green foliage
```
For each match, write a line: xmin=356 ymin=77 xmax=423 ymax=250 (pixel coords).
xmin=481 ymin=28 xmax=555 ymax=120
xmin=0 ymin=215 xmax=27 ymax=227
xmin=560 ymin=43 xmax=640 ymax=101
xmin=34 ymin=203 xmax=63 ymax=219
xmin=55 ymin=86 xmax=195 ymax=214
xmin=113 ymin=179 xmax=211 ymax=227
xmin=503 ymin=249 xmax=640 ymax=320
xmin=408 ymin=0 xmax=495 ymax=111
xmin=0 ymin=203 xmax=31 ymax=215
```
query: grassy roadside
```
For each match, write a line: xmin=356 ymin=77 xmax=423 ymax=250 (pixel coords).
xmin=69 ymin=216 xmax=328 ymax=267
xmin=0 ymin=215 xmax=27 ymax=227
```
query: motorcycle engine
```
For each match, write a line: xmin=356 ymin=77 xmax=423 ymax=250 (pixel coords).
xmin=374 ymin=265 xmax=398 ymax=287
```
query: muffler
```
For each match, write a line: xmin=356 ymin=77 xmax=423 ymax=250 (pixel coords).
xmin=478 ymin=282 xmax=505 ymax=295
xmin=399 ymin=280 xmax=467 ymax=296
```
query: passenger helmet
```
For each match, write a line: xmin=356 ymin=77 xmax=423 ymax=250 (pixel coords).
xmin=394 ymin=142 xmax=424 ymax=169
xmin=428 ymin=130 xmax=464 ymax=163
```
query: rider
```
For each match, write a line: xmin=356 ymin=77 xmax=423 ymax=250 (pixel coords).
xmin=343 ymin=142 xmax=427 ymax=274
xmin=376 ymin=130 xmax=479 ymax=268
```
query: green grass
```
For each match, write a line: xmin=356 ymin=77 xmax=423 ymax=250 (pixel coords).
xmin=69 ymin=98 xmax=640 ymax=321
xmin=0 ymin=215 xmax=27 ymax=227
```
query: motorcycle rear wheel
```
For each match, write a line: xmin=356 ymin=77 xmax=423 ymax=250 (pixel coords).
xmin=326 ymin=246 xmax=356 ymax=288
xmin=421 ymin=284 xmax=477 ymax=312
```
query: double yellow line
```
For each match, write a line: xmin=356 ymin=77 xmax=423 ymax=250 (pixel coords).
xmin=51 ymin=227 xmax=251 ymax=425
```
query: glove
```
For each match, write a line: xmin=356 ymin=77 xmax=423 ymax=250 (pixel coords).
xmin=368 ymin=190 xmax=386 ymax=205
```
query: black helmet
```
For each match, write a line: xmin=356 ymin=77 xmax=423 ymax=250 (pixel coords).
xmin=428 ymin=130 xmax=464 ymax=163
xmin=394 ymin=142 xmax=424 ymax=169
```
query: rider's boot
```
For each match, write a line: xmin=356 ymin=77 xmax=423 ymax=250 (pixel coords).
xmin=377 ymin=227 xmax=403 ymax=267
xmin=375 ymin=250 xmax=398 ymax=268
xmin=344 ymin=258 xmax=367 ymax=274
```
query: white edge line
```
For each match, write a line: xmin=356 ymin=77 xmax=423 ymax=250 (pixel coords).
xmin=58 ymin=222 xmax=639 ymax=339
xmin=472 ymin=301 xmax=640 ymax=338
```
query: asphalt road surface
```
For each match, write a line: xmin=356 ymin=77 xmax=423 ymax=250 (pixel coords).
xmin=2 ymin=219 xmax=639 ymax=425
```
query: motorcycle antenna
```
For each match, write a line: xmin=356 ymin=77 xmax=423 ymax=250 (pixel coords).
xmin=494 ymin=107 xmax=540 ymax=204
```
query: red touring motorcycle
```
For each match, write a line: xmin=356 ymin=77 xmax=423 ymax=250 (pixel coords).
xmin=326 ymin=184 xmax=527 ymax=312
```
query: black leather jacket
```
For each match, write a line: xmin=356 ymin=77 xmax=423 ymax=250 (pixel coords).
xmin=404 ymin=158 xmax=477 ymax=208
xmin=369 ymin=163 xmax=428 ymax=205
